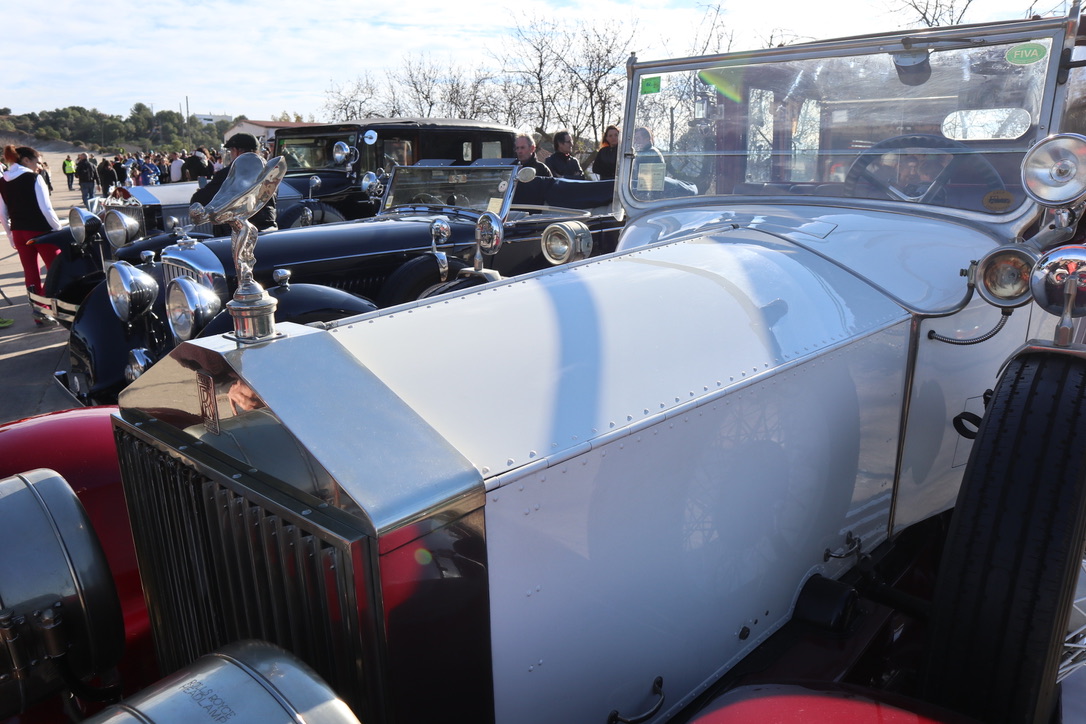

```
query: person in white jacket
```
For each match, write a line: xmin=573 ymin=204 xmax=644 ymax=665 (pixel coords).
xmin=0 ymin=145 xmax=63 ymax=327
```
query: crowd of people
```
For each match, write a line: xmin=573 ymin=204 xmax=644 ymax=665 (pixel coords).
xmin=65 ymin=147 xmax=225 ymax=206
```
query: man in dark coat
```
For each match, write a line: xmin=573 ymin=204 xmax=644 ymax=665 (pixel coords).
xmin=544 ymin=130 xmax=584 ymax=179
xmin=74 ymin=153 xmax=98 ymax=206
xmin=190 ymin=133 xmax=276 ymax=234
xmin=98 ymin=158 xmax=118 ymax=195
xmin=514 ymin=133 xmax=553 ymax=178
xmin=181 ymin=147 xmax=215 ymax=182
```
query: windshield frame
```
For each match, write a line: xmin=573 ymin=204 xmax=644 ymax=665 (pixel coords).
xmin=380 ymin=163 xmax=520 ymax=218
xmin=618 ymin=11 xmax=1079 ymax=230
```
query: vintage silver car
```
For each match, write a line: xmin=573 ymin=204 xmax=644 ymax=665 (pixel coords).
xmin=5 ymin=7 xmax=1086 ymax=724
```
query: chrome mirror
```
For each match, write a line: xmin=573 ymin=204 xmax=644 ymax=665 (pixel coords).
xmin=516 ymin=166 xmax=537 ymax=184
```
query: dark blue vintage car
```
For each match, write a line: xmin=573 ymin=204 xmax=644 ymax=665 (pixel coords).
xmin=28 ymin=120 xmax=517 ymax=326
xmin=273 ymin=117 xmax=517 ymax=224
xmin=61 ymin=160 xmax=621 ymax=405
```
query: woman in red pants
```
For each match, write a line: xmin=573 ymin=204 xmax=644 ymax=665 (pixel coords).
xmin=0 ymin=145 xmax=62 ymax=327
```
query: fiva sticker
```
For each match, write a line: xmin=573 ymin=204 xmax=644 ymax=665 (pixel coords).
xmin=1006 ymin=43 xmax=1047 ymax=66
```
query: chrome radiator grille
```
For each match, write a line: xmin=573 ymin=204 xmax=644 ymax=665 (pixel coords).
xmin=114 ymin=420 xmax=378 ymax=719
xmin=161 ymin=259 xmax=198 ymax=287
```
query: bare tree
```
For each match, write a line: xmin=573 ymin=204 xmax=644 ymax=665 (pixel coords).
xmin=553 ymin=21 xmax=637 ymax=148
xmin=490 ymin=14 xmax=633 ymax=156
xmin=388 ymin=54 xmax=445 ymax=118
xmin=677 ymin=2 xmax=736 ymax=56
xmin=894 ymin=0 xmax=975 ymax=26
xmin=441 ymin=65 xmax=499 ymax=120
xmin=491 ymin=15 xmax=562 ymax=136
xmin=323 ymin=73 xmax=382 ymax=121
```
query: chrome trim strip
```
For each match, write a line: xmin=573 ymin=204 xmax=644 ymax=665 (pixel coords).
xmin=27 ymin=291 xmax=79 ymax=324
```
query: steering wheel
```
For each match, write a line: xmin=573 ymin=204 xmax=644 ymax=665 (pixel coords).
xmin=843 ymin=134 xmax=1004 ymax=205
xmin=411 ymin=193 xmax=444 ymax=204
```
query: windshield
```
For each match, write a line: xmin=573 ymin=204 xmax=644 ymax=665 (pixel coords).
xmin=277 ymin=134 xmax=356 ymax=170
xmin=627 ymin=35 xmax=1056 ymax=215
xmin=382 ymin=165 xmax=517 ymax=213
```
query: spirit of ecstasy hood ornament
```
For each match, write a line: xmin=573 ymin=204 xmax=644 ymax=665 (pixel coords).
xmin=189 ymin=153 xmax=287 ymax=342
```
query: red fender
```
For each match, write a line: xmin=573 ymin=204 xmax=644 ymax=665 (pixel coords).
xmin=0 ymin=407 xmax=157 ymax=719
xmin=690 ymin=683 xmax=980 ymax=724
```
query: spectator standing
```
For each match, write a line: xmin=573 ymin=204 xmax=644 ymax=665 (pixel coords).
xmin=0 ymin=145 xmax=63 ymax=324
xmin=38 ymin=161 xmax=54 ymax=194
xmin=592 ymin=125 xmax=620 ymax=180
xmin=169 ymin=151 xmax=184 ymax=183
xmin=74 ymin=152 xmax=99 ymax=206
xmin=513 ymin=133 xmax=553 ymax=178
xmin=138 ymin=154 xmax=159 ymax=186
xmin=62 ymin=155 xmax=75 ymax=190
xmin=182 ymin=147 xmax=215 ymax=182
xmin=544 ymin=130 xmax=584 ymax=179
xmin=98 ymin=157 xmax=118 ymax=196
xmin=155 ymin=154 xmax=169 ymax=183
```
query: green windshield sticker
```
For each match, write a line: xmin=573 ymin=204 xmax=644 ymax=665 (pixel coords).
xmin=641 ymin=76 xmax=661 ymax=94
xmin=1006 ymin=43 xmax=1047 ymax=65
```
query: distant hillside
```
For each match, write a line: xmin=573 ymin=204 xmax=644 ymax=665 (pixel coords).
xmin=0 ymin=130 xmax=89 ymax=154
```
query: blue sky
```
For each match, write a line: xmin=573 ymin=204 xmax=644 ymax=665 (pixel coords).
xmin=6 ymin=0 xmax=1052 ymax=123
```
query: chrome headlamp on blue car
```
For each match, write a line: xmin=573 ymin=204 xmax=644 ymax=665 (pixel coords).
xmin=106 ymin=261 xmax=158 ymax=323
xmin=103 ymin=208 xmax=143 ymax=249
xmin=166 ymin=276 xmax=223 ymax=342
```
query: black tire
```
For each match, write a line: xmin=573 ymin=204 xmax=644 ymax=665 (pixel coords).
xmin=923 ymin=352 xmax=1086 ymax=723
xmin=377 ymin=255 xmax=467 ymax=308
xmin=278 ymin=201 xmax=347 ymax=228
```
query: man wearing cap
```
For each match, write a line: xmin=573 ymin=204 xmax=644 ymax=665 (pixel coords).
xmin=190 ymin=133 xmax=276 ymax=233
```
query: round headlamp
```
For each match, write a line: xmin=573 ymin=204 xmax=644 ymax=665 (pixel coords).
xmin=541 ymin=221 xmax=594 ymax=265
xmin=68 ymin=207 xmax=100 ymax=245
xmin=974 ymin=245 xmax=1039 ymax=308
xmin=103 ymin=209 xmax=141 ymax=248
xmin=360 ymin=171 xmax=380 ymax=197
xmin=167 ymin=276 xmax=222 ymax=342
xmin=1029 ymin=245 xmax=1086 ymax=318
xmin=332 ymin=141 xmax=350 ymax=165
xmin=475 ymin=212 xmax=503 ymax=256
xmin=1022 ymin=134 xmax=1086 ymax=206
xmin=106 ymin=260 xmax=159 ymax=322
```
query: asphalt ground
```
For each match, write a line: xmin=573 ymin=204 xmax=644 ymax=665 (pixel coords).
xmin=0 ymin=150 xmax=88 ymax=423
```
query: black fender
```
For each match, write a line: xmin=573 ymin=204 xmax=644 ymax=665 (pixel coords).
xmin=67 ymin=265 xmax=169 ymax=406
xmin=67 ymin=261 xmax=170 ymax=408
xmin=41 ymin=233 xmax=105 ymax=304
xmin=28 ymin=226 xmax=77 ymax=252
xmin=378 ymin=254 xmax=469 ymax=307
xmin=197 ymin=283 xmax=377 ymax=338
